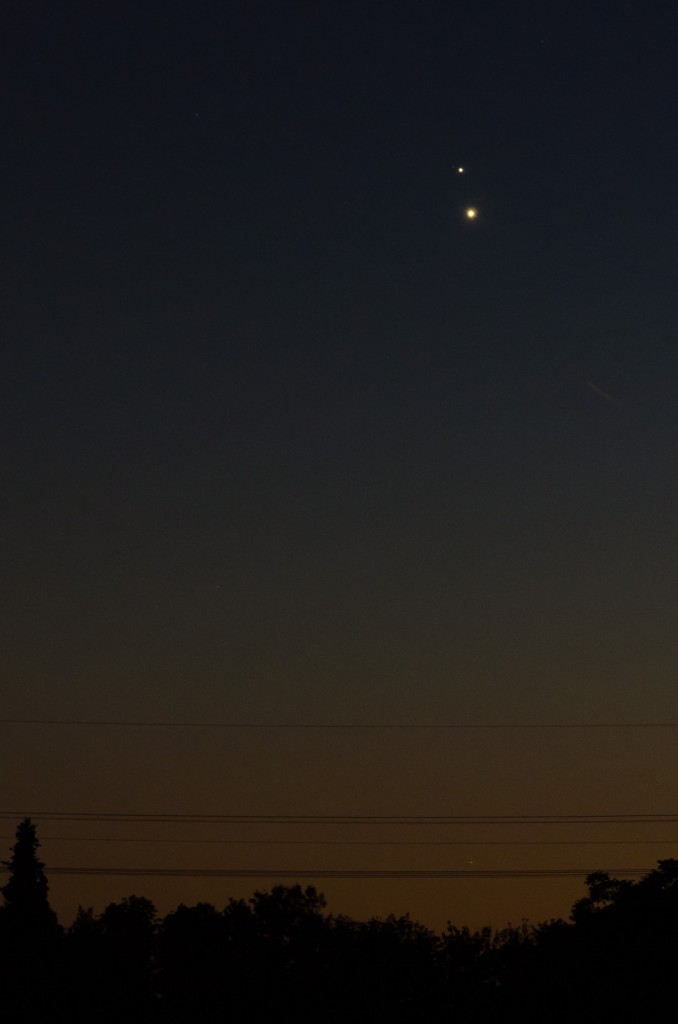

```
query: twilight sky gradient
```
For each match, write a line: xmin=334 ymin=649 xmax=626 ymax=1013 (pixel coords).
xmin=3 ymin=0 xmax=678 ymax=929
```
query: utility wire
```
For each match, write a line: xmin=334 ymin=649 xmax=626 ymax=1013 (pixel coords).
xmin=0 ymin=866 xmax=653 ymax=879
xmin=2 ymin=836 xmax=676 ymax=847
xmin=2 ymin=811 xmax=677 ymax=825
xmin=6 ymin=812 xmax=678 ymax=820
xmin=2 ymin=718 xmax=677 ymax=729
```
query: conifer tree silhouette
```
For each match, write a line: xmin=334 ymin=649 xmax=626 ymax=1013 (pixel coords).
xmin=0 ymin=819 xmax=61 ymax=1023
xmin=1 ymin=817 xmax=58 ymax=937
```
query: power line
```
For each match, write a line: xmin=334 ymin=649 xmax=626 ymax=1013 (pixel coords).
xmin=2 ymin=718 xmax=677 ymax=729
xmin=3 ymin=811 xmax=678 ymax=825
xmin=0 ymin=866 xmax=653 ymax=879
xmin=3 ymin=835 xmax=677 ymax=847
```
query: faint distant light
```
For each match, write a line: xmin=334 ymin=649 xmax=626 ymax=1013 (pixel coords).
xmin=465 ymin=207 xmax=478 ymax=219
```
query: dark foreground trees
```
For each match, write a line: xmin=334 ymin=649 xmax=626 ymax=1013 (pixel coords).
xmin=4 ymin=820 xmax=678 ymax=1022
xmin=65 ymin=895 xmax=159 ymax=1022
xmin=0 ymin=818 xmax=62 ymax=1021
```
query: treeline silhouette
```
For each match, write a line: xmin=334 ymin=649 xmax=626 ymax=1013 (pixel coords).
xmin=3 ymin=819 xmax=678 ymax=1022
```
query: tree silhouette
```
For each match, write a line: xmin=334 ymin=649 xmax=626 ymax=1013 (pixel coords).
xmin=159 ymin=902 xmax=232 ymax=1021
xmin=1 ymin=817 xmax=59 ymax=937
xmin=99 ymin=895 xmax=158 ymax=1019
xmin=0 ymin=818 xmax=62 ymax=1022
xmin=8 ymin=814 xmax=678 ymax=1024
xmin=563 ymin=861 xmax=678 ymax=1020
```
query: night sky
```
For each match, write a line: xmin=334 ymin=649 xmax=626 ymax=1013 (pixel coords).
xmin=4 ymin=0 xmax=678 ymax=930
